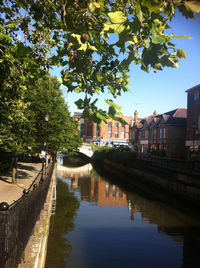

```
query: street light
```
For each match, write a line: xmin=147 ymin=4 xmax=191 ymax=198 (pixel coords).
xmin=44 ymin=111 xmax=49 ymax=174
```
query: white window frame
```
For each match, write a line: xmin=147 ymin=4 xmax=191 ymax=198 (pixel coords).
xmin=121 ymin=125 xmax=125 ymax=139
xmin=114 ymin=123 xmax=119 ymax=138
xmin=108 ymin=123 xmax=112 ymax=138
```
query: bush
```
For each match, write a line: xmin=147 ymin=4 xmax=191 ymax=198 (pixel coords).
xmin=93 ymin=149 xmax=138 ymax=168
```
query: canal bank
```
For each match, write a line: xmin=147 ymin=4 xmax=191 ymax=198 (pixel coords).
xmin=96 ymin=158 xmax=200 ymax=206
xmin=17 ymin=163 xmax=57 ymax=268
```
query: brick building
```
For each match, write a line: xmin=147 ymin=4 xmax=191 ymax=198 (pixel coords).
xmin=185 ymin=84 xmax=200 ymax=158
xmin=71 ymin=175 xmax=128 ymax=207
xmin=83 ymin=115 xmax=133 ymax=147
xmin=130 ymin=108 xmax=187 ymax=159
xmin=73 ymin=112 xmax=84 ymax=137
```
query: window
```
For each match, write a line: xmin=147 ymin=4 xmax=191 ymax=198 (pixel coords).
xmin=115 ymin=123 xmax=119 ymax=138
xmin=194 ymin=90 xmax=199 ymax=100
xmin=154 ymin=129 xmax=156 ymax=138
xmin=105 ymin=183 xmax=109 ymax=197
xmin=163 ymin=128 xmax=166 ymax=138
xmin=96 ymin=124 xmax=100 ymax=137
xmin=112 ymin=185 xmax=116 ymax=197
xmin=108 ymin=122 xmax=112 ymax=138
xmin=160 ymin=128 xmax=162 ymax=138
xmin=121 ymin=125 xmax=125 ymax=139
xmin=119 ymin=189 xmax=123 ymax=198
xmin=138 ymin=131 xmax=142 ymax=140
xmin=145 ymin=130 xmax=148 ymax=139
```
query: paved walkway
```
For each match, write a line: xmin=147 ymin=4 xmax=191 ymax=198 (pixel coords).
xmin=0 ymin=162 xmax=42 ymax=205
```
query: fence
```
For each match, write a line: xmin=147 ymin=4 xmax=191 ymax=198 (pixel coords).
xmin=137 ymin=153 xmax=200 ymax=176
xmin=0 ymin=161 xmax=54 ymax=268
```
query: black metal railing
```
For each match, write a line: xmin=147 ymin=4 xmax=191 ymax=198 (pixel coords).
xmin=137 ymin=153 xmax=200 ymax=176
xmin=0 ymin=160 xmax=54 ymax=268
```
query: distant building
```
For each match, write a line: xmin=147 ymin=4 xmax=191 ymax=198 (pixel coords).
xmin=73 ymin=112 xmax=84 ymax=137
xmin=185 ymin=84 xmax=200 ymax=158
xmin=83 ymin=115 xmax=133 ymax=147
xmin=130 ymin=108 xmax=187 ymax=159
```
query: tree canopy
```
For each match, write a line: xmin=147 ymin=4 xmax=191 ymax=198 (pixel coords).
xmin=26 ymin=74 xmax=82 ymax=154
xmin=1 ymin=1 xmax=200 ymax=123
xmin=0 ymin=73 xmax=82 ymax=164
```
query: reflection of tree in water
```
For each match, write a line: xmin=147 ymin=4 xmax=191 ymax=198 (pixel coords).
xmin=45 ymin=178 xmax=80 ymax=268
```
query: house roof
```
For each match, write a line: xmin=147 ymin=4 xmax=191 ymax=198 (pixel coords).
xmin=185 ymin=84 xmax=200 ymax=93
xmin=134 ymin=108 xmax=187 ymax=129
xmin=162 ymin=108 xmax=187 ymax=125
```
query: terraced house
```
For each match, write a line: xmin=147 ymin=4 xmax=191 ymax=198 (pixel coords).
xmin=185 ymin=84 xmax=200 ymax=159
xmin=129 ymin=108 xmax=187 ymax=159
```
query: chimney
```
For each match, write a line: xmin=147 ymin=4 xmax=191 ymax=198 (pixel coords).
xmin=134 ymin=110 xmax=138 ymax=125
xmin=153 ymin=110 xmax=157 ymax=116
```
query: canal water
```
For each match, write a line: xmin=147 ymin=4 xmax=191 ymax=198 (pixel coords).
xmin=45 ymin=159 xmax=200 ymax=268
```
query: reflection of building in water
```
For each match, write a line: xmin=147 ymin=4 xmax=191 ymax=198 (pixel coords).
xmin=127 ymin=192 xmax=200 ymax=268
xmin=71 ymin=175 xmax=127 ymax=207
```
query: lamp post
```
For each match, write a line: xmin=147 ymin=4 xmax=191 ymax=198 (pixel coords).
xmin=44 ymin=112 xmax=49 ymax=174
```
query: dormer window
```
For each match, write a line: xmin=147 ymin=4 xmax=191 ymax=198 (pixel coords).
xmin=194 ymin=90 xmax=199 ymax=100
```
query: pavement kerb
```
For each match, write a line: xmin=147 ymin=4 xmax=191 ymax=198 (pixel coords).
xmin=34 ymin=163 xmax=57 ymax=268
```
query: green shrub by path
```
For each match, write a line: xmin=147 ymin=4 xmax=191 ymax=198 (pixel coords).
xmin=93 ymin=148 xmax=139 ymax=168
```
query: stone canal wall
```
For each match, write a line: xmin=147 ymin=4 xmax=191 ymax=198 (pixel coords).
xmin=101 ymin=159 xmax=200 ymax=205
xmin=18 ymin=164 xmax=57 ymax=268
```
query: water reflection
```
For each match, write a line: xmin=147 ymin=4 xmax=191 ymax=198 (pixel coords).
xmin=46 ymin=160 xmax=200 ymax=268
xmin=45 ymin=179 xmax=80 ymax=268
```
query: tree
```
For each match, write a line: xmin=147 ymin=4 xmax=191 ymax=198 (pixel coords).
xmin=25 ymin=74 xmax=82 ymax=155
xmin=1 ymin=0 xmax=200 ymax=124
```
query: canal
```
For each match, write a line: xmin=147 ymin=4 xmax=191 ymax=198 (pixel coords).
xmin=45 ymin=158 xmax=200 ymax=268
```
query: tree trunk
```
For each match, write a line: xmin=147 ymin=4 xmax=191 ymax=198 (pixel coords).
xmin=12 ymin=154 xmax=17 ymax=184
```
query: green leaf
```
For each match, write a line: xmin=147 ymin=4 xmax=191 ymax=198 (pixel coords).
xmin=104 ymin=99 xmax=122 ymax=112
xmin=141 ymin=0 xmax=162 ymax=13
xmin=151 ymin=24 xmax=166 ymax=44
xmin=152 ymin=34 xmax=166 ymax=44
xmin=108 ymin=106 xmax=116 ymax=116
xmin=171 ymin=34 xmax=192 ymax=39
xmin=75 ymin=99 xmax=84 ymax=109
xmin=108 ymin=11 xmax=127 ymax=24
xmin=103 ymin=23 xmax=125 ymax=34
xmin=0 ymin=33 xmax=12 ymax=42
xmin=136 ymin=2 xmax=144 ymax=23
xmin=96 ymin=72 xmax=105 ymax=82
xmin=5 ymin=21 xmax=17 ymax=28
xmin=88 ymin=43 xmax=97 ymax=51
xmin=177 ymin=49 xmax=186 ymax=59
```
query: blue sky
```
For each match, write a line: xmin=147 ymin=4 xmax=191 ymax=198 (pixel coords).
xmin=50 ymin=11 xmax=200 ymax=119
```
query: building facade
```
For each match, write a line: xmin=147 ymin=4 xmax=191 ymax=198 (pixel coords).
xmin=130 ymin=108 xmax=187 ymax=159
xmin=83 ymin=115 xmax=133 ymax=147
xmin=185 ymin=84 xmax=200 ymax=158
